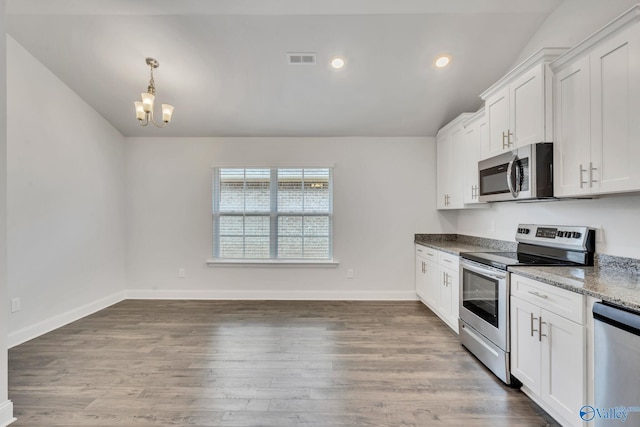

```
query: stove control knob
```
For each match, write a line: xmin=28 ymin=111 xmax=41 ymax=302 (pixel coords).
xmin=573 ymin=232 xmax=582 ymax=239
xmin=557 ymin=231 xmax=565 ymax=237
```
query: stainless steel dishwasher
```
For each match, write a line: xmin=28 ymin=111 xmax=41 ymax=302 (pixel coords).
xmin=591 ymin=302 xmax=640 ymax=426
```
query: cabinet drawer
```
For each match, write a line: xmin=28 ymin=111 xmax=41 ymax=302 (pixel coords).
xmin=438 ymin=251 xmax=459 ymax=268
xmin=415 ymin=244 xmax=438 ymax=260
xmin=511 ymin=274 xmax=584 ymax=324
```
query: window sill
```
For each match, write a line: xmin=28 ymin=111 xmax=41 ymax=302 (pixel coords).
xmin=206 ymin=259 xmax=340 ymax=267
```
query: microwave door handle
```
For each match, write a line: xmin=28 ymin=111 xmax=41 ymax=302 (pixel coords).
xmin=506 ymin=155 xmax=520 ymax=198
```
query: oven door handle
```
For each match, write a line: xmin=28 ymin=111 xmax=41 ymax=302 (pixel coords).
xmin=460 ymin=261 xmax=507 ymax=280
xmin=506 ymin=154 xmax=520 ymax=198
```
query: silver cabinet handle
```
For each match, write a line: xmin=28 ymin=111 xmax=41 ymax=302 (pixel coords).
xmin=539 ymin=318 xmax=547 ymax=342
xmin=507 ymin=130 xmax=514 ymax=147
xmin=502 ymin=131 xmax=508 ymax=149
xmin=579 ymin=164 xmax=588 ymax=188
xmin=530 ymin=312 xmax=538 ymax=337
xmin=527 ymin=291 xmax=548 ymax=299
xmin=590 ymin=162 xmax=598 ymax=187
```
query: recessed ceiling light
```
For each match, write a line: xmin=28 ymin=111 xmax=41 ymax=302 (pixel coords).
xmin=331 ymin=57 xmax=345 ymax=69
xmin=434 ymin=54 xmax=452 ymax=68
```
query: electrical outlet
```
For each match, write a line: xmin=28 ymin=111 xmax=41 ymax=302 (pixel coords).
xmin=11 ymin=298 xmax=20 ymax=313
xmin=178 ymin=268 xmax=186 ymax=278
xmin=347 ymin=269 xmax=354 ymax=279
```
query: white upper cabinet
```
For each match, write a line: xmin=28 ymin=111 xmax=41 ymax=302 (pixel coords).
xmin=436 ymin=112 xmax=473 ymax=210
xmin=480 ymin=48 xmax=567 ymax=160
xmin=552 ymin=5 xmax=640 ymax=197
xmin=462 ymin=109 xmax=486 ymax=204
xmin=553 ymin=55 xmax=591 ymax=197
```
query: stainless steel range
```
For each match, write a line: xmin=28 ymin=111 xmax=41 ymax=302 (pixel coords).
xmin=458 ymin=224 xmax=595 ymax=385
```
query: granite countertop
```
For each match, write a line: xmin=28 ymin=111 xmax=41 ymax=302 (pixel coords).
xmin=509 ymin=265 xmax=640 ymax=311
xmin=415 ymin=233 xmax=640 ymax=312
xmin=415 ymin=240 xmax=501 ymax=255
xmin=414 ymin=233 xmax=516 ymax=256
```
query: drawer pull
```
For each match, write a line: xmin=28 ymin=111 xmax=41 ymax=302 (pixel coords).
xmin=528 ymin=291 xmax=548 ymax=299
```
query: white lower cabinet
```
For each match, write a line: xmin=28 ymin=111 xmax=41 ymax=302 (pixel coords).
xmin=415 ymin=245 xmax=439 ymax=308
xmin=415 ymin=245 xmax=459 ymax=333
xmin=510 ymin=274 xmax=586 ymax=427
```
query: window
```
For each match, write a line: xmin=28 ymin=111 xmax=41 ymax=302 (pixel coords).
xmin=212 ymin=167 xmax=333 ymax=261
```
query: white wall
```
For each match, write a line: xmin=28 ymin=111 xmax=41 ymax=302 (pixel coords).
xmin=0 ymin=1 xmax=14 ymax=425
xmin=459 ymin=0 xmax=640 ymax=259
xmin=125 ymin=136 xmax=452 ymax=299
xmin=458 ymin=196 xmax=640 ymax=258
xmin=6 ymin=37 xmax=127 ymax=346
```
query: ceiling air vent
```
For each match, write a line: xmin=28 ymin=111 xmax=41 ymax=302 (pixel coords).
xmin=287 ymin=52 xmax=317 ymax=65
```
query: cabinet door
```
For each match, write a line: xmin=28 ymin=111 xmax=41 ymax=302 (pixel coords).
xmin=541 ymin=309 xmax=586 ymax=427
xmin=423 ymin=259 xmax=440 ymax=309
xmin=463 ymin=118 xmax=482 ymax=204
xmin=510 ymin=296 xmax=542 ymax=394
xmin=590 ymin=24 xmax=640 ymax=195
xmin=437 ymin=264 xmax=459 ymax=332
xmin=510 ymin=65 xmax=545 ymax=148
xmin=448 ymin=126 xmax=466 ymax=209
xmin=415 ymin=254 xmax=427 ymax=299
xmin=436 ymin=132 xmax=451 ymax=209
xmin=484 ymin=86 xmax=510 ymax=159
xmin=447 ymin=266 xmax=460 ymax=332
xmin=553 ymin=55 xmax=592 ymax=197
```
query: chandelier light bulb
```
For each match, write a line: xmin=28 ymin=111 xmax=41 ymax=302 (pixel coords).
xmin=134 ymin=57 xmax=174 ymax=128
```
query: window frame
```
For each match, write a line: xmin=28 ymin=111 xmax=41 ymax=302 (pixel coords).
xmin=209 ymin=166 xmax=337 ymax=266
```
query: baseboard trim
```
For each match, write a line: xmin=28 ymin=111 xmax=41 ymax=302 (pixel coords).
xmin=126 ymin=289 xmax=418 ymax=301
xmin=8 ymin=291 xmax=127 ymax=349
xmin=0 ymin=400 xmax=15 ymax=427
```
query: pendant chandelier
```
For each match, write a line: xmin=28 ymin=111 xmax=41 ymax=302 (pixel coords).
xmin=134 ymin=57 xmax=174 ymax=127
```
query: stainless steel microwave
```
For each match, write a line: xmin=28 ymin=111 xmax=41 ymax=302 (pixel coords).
xmin=478 ymin=143 xmax=553 ymax=202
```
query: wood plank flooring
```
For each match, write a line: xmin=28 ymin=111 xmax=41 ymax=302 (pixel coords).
xmin=9 ymin=300 xmax=559 ymax=426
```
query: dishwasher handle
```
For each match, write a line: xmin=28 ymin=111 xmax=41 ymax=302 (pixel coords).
xmin=593 ymin=302 xmax=640 ymax=337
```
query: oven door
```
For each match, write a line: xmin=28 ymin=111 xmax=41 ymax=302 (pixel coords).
xmin=459 ymin=260 xmax=509 ymax=351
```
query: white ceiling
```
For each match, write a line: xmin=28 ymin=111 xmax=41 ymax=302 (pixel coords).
xmin=6 ymin=0 xmax=563 ymax=137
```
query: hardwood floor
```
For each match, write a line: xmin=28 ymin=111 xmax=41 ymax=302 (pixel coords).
xmin=9 ymin=300 xmax=559 ymax=426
